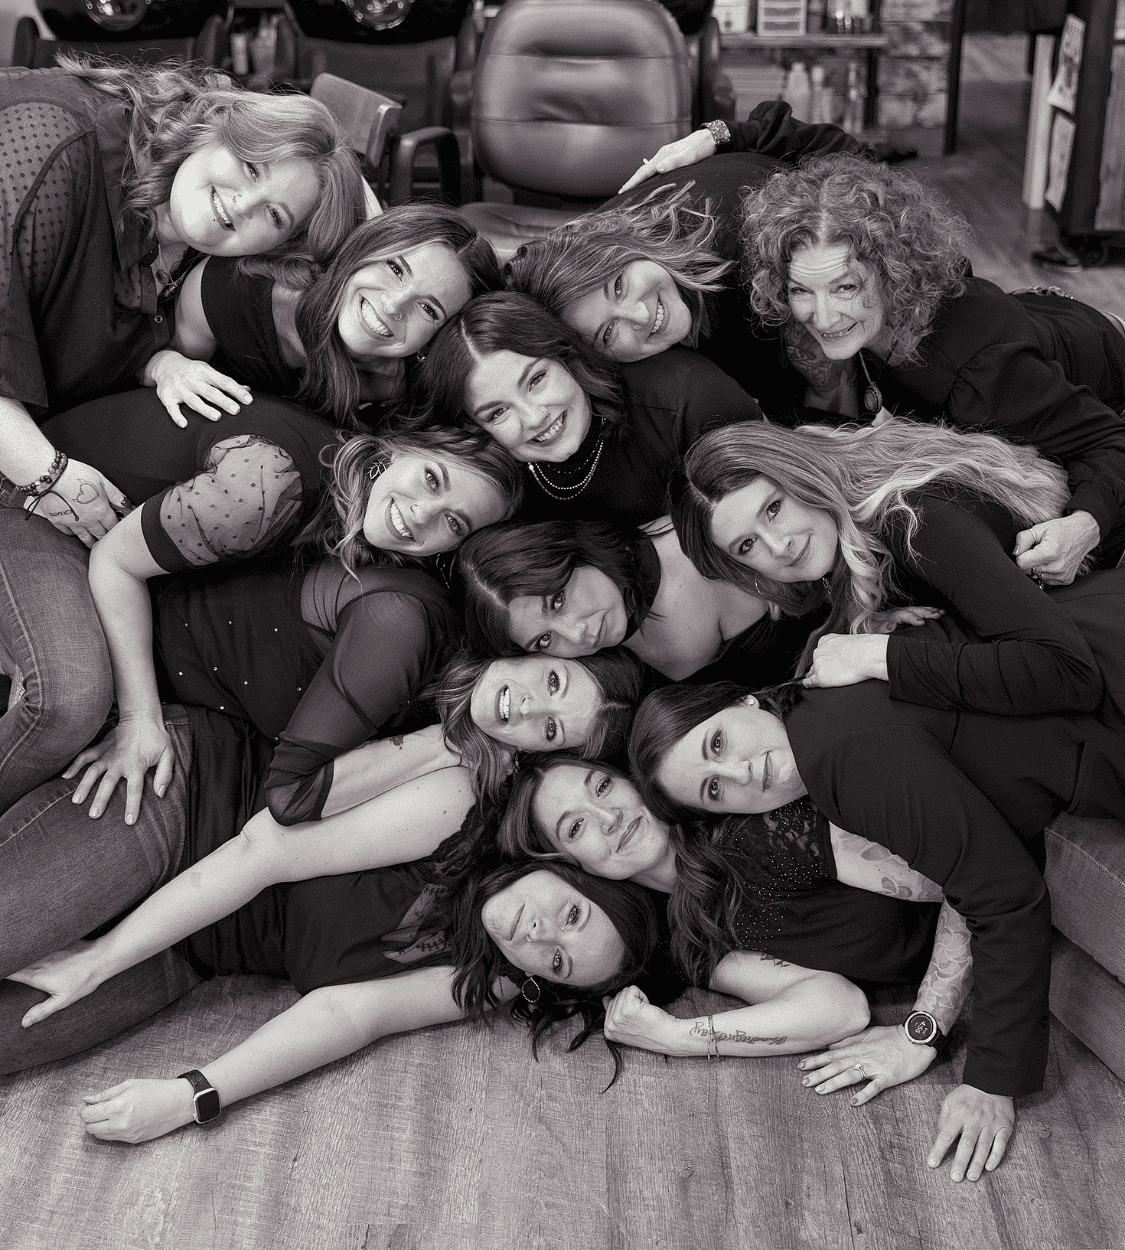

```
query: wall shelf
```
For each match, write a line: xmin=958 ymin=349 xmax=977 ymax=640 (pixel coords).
xmin=719 ymin=32 xmax=887 ymax=50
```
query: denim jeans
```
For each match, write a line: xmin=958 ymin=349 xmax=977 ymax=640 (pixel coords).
xmin=0 ymin=507 xmax=113 ymax=815
xmin=0 ymin=707 xmax=202 ymax=1074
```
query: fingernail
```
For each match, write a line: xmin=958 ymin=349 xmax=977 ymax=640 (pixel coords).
xmin=125 ymin=814 xmax=134 ymax=826
xmin=90 ymin=807 xmax=99 ymax=818
xmin=802 ymin=1078 xmax=811 ymax=1087
xmin=850 ymin=1097 xmax=859 ymax=1106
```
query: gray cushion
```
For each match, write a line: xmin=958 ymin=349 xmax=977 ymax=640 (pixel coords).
xmin=1051 ymin=930 xmax=1125 ymax=1081
xmin=1045 ymin=814 xmax=1125 ymax=983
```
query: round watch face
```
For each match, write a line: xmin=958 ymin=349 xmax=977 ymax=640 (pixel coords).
xmin=905 ymin=1012 xmax=939 ymax=1045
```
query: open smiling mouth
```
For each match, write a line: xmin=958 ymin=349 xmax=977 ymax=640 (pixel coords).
xmin=531 ymin=411 xmax=566 ymax=445
xmin=211 ymin=188 xmax=234 ymax=231
xmin=649 ymin=296 xmax=665 ymax=337
xmin=498 ymin=685 xmax=511 ymax=723
xmin=387 ymin=498 xmax=413 ymax=541
xmin=360 ymin=297 xmax=394 ymax=339
xmin=818 ymin=322 xmax=857 ymax=341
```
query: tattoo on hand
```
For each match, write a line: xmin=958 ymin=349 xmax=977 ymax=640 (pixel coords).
xmin=73 ymin=479 xmax=99 ymax=505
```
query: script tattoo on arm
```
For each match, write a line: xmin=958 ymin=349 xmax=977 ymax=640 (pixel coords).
xmin=687 ymin=1021 xmax=788 ymax=1046
xmin=914 ymin=900 xmax=972 ymax=1035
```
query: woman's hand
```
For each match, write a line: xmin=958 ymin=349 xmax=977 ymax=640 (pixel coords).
xmin=602 ymin=985 xmax=678 ymax=1052
xmin=616 ymin=130 xmax=717 ymax=194
xmin=146 ymin=349 xmax=253 ymax=427
xmin=79 ymin=1077 xmax=197 ymax=1144
xmin=803 ymin=632 xmax=891 ymax=688
xmin=6 ymin=939 xmax=109 ymax=1027
xmin=797 ymin=1024 xmax=937 ymax=1105
xmin=1013 ymin=511 xmax=1100 ymax=586
xmin=868 ymin=605 xmax=945 ymax=634
xmin=27 ymin=457 xmax=131 ymax=547
xmin=63 ymin=714 xmax=175 ymax=822
xmin=927 ymin=1084 xmax=1015 ymax=1182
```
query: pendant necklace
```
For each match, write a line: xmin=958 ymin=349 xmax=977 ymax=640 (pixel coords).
xmin=858 ymin=351 xmax=883 ymax=415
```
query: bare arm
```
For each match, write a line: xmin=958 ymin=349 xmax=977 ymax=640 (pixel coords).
xmin=603 ymin=950 xmax=870 ymax=1058
xmin=9 ymin=767 xmax=475 ymax=1028
xmin=78 ymin=966 xmax=468 ymax=1144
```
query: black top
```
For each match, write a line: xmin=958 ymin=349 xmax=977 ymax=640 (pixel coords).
xmin=883 ymin=491 xmax=1103 ymax=716
xmin=200 ymin=257 xmax=303 ymax=398
xmin=713 ymin=798 xmax=939 ymax=986
xmin=876 ymin=281 xmax=1125 ymax=548
xmin=518 ymin=346 xmax=760 ymax=526
xmin=0 ymin=71 xmax=178 ymax=417
xmin=175 ymin=705 xmax=452 ymax=989
xmin=785 ymin=676 xmax=1125 ymax=1097
xmin=155 ymin=554 xmax=461 ymax=823
xmin=43 ymin=388 xmax=336 ymax=573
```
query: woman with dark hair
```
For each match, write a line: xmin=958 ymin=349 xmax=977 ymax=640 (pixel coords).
xmin=0 ymin=705 xmax=658 ymax=1143
xmin=153 ymin=206 xmax=504 ymax=428
xmin=494 ymin=753 xmax=977 ymax=1167
xmin=0 ymin=55 xmax=365 ymax=541
xmin=628 ymin=666 xmax=1125 ymax=1181
xmin=452 ymin=517 xmax=798 ymax=684
xmin=66 ymin=425 xmax=522 ymax=826
xmin=740 ymin=153 xmax=1125 ymax=581
xmin=671 ymin=418 xmax=1120 ymax=718
xmin=416 ymin=291 xmax=759 ymax=527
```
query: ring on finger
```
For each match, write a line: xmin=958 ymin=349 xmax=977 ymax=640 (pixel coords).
xmin=853 ymin=1063 xmax=867 ymax=1080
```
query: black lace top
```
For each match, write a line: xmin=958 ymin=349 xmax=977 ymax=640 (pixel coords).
xmin=713 ymin=797 xmax=938 ymax=986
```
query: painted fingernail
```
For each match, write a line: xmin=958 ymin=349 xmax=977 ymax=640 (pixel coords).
xmin=125 ymin=814 xmax=134 ymax=825
xmin=850 ymin=1097 xmax=860 ymax=1106
xmin=802 ymin=1078 xmax=811 ymax=1087
xmin=90 ymin=807 xmax=99 ymax=818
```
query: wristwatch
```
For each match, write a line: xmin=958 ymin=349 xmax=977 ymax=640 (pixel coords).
xmin=902 ymin=1010 xmax=945 ymax=1048
xmin=178 ymin=1068 xmax=222 ymax=1124
xmin=700 ymin=120 xmax=732 ymax=150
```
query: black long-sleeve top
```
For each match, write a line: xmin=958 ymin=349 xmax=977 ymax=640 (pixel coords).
xmin=518 ymin=346 xmax=760 ymax=526
xmin=785 ymin=677 xmax=1125 ymax=1096
xmin=883 ymin=491 xmax=1103 ymax=716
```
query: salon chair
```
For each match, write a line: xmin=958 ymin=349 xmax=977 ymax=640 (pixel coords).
xmin=12 ymin=0 xmax=227 ymax=67
xmin=457 ymin=0 xmax=705 ymax=261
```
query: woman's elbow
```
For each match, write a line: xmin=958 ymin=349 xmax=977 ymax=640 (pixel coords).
xmin=820 ymin=975 xmax=870 ymax=1043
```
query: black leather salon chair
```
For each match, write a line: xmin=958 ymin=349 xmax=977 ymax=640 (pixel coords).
xmin=457 ymin=0 xmax=697 ymax=260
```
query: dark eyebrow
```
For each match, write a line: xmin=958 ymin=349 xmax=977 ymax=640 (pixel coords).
xmin=469 ymin=357 xmax=543 ymax=418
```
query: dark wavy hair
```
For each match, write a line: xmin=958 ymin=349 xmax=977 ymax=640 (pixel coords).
xmin=296 ymin=424 xmax=524 ymax=575
xmin=436 ymin=647 xmax=647 ymax=800
xmin=493 ymin=751 xmax=765 ymax=992
xmin=628 ymin=681 xmax=792 ymax=825
xmin=449 ymin=857 xmax=659 ymax=1072
xmin=453 ymin=519 xmax=653 ymax=657
xmin=741 ymin=154 xmax=972 ymax=363
xmin=412 ymin=291 xmax=625 ymax=437
xmin=504 ymin=182 xmax=733 ymax=347
xmin=291 ymin=207 xmax=504 ymax=424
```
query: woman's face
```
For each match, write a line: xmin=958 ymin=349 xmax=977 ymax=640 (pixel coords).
xmin=506 ymin=566 xmax=629 ymax=657
xmin=708 ymin=475 xmax=839 ymax=583
xmin=562 ymin=261 xmax=694 ymax=361
xmin=464 ymin=350 xmax=593 ymax=463
xmin=336 ymin=243 xmax=473 ymax=362
xmin=167 ymin=144 xmax=320 ymax=256
xmin=533 ymin=763 xmax=670 ymax=881
xmin=481 ymin=869 xmax=626 ymax=987
xmin=470 ymin=656 xmax=601 ymax=752
xmin=363 ymin=452 xmax=507 ymax=556
xmin=785 ymin=242 xmax=889 ymax=360
xmin=654 ymin=697 xmax=806 ymax=815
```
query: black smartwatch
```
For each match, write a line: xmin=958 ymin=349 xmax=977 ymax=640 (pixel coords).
xmin=902 ymin=1010 xmax=945 ymax=1048
xmin=178 ymin=1068 xmax=222 ymax=1124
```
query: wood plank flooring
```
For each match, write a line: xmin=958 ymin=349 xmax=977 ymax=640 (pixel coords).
xmin=4 ymin=34 xmax=1125 ymax=1250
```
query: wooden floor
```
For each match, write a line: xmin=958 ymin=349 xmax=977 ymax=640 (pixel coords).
xmin=5 ymin=35 xmax=1125 ymax=1250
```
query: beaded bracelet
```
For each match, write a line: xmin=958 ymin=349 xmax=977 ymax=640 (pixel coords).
xmin=19 ymin=449 xmax=68 ymax=498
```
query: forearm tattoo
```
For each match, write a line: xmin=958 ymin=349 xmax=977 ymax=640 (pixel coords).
xmin=915 ymin=901 xmax=973 ymax=1033
xmin=830 ymin=826 xmax=944 ymax=903
xmin=688 ymin=1021 xmax=788 ymax=1046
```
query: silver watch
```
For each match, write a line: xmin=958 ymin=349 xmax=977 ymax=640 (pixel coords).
xmin=700 ymin=120 xmax=732 ymax=149
xmin=903 ymin=1010 xmax=945 ymax=1048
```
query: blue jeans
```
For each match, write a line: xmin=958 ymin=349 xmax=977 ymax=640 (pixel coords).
xmin=0 ymin=507 xmax=113 ymax=814
xmin=0 ymin=707 xmax=202 ymax=1074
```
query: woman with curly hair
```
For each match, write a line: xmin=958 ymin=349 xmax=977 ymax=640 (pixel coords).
xmin=0 ymin=55 xmax=365 ymax=541
xmin=670 ymin=417 xmax=1124 ymax=717
xmin=64 ymin=425 xmax=521 ymax=827
xmin=504 ymin=104 xmax=864 ymax=406
xmin=742 ymin=153 xmax=1125 ymax=583
xmin=415 ymin=291 xmax=758 ymax=527
xmin=151 ymin=206 xmax=503 ymax=429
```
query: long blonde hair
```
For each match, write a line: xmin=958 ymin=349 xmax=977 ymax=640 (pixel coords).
xmin=672 ymin=418 xmax=1069 ymax=658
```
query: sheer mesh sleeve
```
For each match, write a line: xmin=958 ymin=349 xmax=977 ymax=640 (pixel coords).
xmin=139 ymin=434 xmax=303 ymax=573
xmin=264 ymin=587 xmax=437 ymax=824
xmin=0 ymin=102 xmax=90 ymax=408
